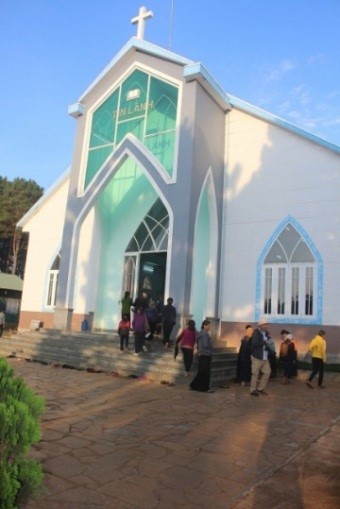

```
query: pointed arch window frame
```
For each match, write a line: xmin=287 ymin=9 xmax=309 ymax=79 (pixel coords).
xmin=83 ymin=65 xmax=180 ymax=188
xmin=125 ymin=198 xmax=169 ymax=253
xmin=45 ymin=252 xmax=60 ymax=308
xmin=255 ymin=216 xmax=323 ymax=324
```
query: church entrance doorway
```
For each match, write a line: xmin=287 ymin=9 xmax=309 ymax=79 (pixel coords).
xmin=122 ymin=198 xmax=169 ymax=304
xmin=138 ymin=252 xmax=167 ymax=302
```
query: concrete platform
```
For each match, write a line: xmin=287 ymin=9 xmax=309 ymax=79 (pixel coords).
xmin=5 ymin=357 xmax=339 ymax=509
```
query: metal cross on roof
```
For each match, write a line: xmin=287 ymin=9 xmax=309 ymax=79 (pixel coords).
xmin=131 ymin=6 xmax=153 ymax=40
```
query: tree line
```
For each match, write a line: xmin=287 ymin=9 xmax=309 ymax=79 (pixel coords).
xmin=0 ymin=177 xmax=43 ymax=278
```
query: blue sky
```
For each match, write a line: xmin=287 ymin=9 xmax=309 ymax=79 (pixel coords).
xmin=1 ymin=0 xmax=339 ymax=190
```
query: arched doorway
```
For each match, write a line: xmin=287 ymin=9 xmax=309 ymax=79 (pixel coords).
xmin=122 ymin=198 xmax=168 ymax=301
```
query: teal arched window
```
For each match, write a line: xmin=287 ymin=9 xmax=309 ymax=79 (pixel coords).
xmin=85 ymin=69 xmax=179 ymax=187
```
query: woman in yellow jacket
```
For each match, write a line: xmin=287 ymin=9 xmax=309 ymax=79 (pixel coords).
xmin=306 ymin=330 xmax=327 ymax=389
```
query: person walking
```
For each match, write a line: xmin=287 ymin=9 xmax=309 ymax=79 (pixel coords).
xmin=120 ymin=291 xmax=133 ymax=320
xmin=279 ymin=333 xmax=296 ymax=384
xmin=117 ymin=314 xmax=130 ymax=352
xmin=249 ymin=318 xmax=272 ymax=396
xmin=236 ymin=324 xmax=253 ymax=385
xmin=161 ymin=297 xmax=176 ymax=348
xmin=306 ymin=330 xmax=327 ymax=389
xmin=145 ymin=300 xmax=158 ymax=340
xmin=189 ymin=320 xmax=214 ymax=393
xmin=132 ymin=307 xmax=149 ymax=355
xmin=175 ymin=319 xmax=197 ymax=377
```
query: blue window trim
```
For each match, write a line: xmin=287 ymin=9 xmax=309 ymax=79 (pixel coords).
xmin=255 ymin=215 xmax=323 ymax=324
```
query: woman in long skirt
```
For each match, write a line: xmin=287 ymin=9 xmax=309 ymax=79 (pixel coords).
xmin=189 ymin=320 xmax=214 ymax=393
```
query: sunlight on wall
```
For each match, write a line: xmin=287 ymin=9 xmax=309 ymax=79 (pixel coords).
xmin=226 ymin=110 xmax=272 ymax=201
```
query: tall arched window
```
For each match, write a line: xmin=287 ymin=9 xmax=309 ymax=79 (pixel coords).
xmin=46 ymin=254 xmax=60 ymax=307
xmin=257 ymin=218 xmax=322 ymax=323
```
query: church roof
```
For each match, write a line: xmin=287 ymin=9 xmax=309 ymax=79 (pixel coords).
xmin=72 ymin=37 xmax=340 ymax=155
xmin=17 ymin=167 xmax=71 ymax=228
xmin=78 ymin=37 xmax=194 ymax=102
xmin=228 ymin=94 xmax=340 ymax=154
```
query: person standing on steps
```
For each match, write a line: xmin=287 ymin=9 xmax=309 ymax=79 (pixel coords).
xmin=189 ymin=320 xmax=215 ymax=393
xmin=175 ymin=319 xmax=197 ymax=377
xmin=120 ymin=291 xmax=133 ymax=320
xmin=249 ymin=318 xmax=272 ymax=397
xmin=161 ymin=297 xmax=176 ymax=348
xmin=117 ymin=314 xmax=130 ymax=352
xmin=306 ymin=330 xmax=327 ymax=389
xmin=132 ymin=306 xmax=149 ymax=355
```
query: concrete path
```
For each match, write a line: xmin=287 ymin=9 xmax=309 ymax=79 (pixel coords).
xmin=6 ymin=358 xmax=339 ymax=509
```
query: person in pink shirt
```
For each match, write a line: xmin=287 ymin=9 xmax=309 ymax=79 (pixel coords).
xmin=175 ymin=319 xmax=197 ymax=377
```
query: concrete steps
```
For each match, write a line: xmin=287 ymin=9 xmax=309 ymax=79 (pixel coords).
xmin=0 ymin=330 xmax=237 ymax=387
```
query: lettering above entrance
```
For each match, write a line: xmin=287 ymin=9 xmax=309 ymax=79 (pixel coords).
xmin=85 ymin=68 xmax=179 ymax=187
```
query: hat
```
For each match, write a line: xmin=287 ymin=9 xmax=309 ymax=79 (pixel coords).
xmin=286 ymin=334 xmax=293 ymax=340
xmin=258 ymin=318 xmax=268 ymax=326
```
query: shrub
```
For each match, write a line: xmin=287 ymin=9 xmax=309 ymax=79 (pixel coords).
xmin=0 ymin=358 xmax=45 ymax=508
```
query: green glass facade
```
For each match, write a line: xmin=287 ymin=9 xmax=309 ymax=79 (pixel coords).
xmin=85 ymin=68 xmax=179 ymax=187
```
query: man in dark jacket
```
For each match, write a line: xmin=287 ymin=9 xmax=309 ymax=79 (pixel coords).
xmin=249 ymin=318 xmax=272 ymax=397
xmin=162 ymin=297 xmax=176 ymax=347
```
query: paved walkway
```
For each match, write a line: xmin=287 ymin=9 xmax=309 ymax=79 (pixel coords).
xmin=6 ymin=357 xmax=339 ymax=509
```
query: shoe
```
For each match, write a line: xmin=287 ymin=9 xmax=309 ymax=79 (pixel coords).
xmin=142 ymin=346 xmax=148 ymax=352
xmin=241 ymin=381 xmax=246 ymax=387
xmin=133 ymin=352 xmax=139 ymax=356
xmin=257 ymin=390 xmax=268 ymax=396
xmin=207 ymin=389 xmax=215 ymax=393
xmin=305 ymin=381 xmax=313 ymax=389
xmin=318 ymin=385 xmax=326 ymax=389
xmin=250 ymin=391 xmax=259 ymax=397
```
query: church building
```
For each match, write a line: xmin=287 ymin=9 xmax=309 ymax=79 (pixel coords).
xmin=18 ymin=8 xmax=340 ymax=361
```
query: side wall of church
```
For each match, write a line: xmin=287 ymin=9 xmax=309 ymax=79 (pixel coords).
xmin=220 ymin=108 xmax=340 ymax=361
xmin=19 ymin=177 xmax=70 ymax=329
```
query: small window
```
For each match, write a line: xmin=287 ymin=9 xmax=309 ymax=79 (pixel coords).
xmin=46 ymin=254 xmax=60 ymax=307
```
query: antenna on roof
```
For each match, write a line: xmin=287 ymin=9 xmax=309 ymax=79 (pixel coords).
xmin=168 ymin=0 xmax=174 ymax=51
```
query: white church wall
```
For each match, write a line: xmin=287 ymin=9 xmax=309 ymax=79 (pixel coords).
xmin=20 ymin=177 xmax=69 ymax=313
xmin=72 ymin=207 xmax=101 ymax=316
xmin=221 ymin=108 xmax=340 ymax=325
